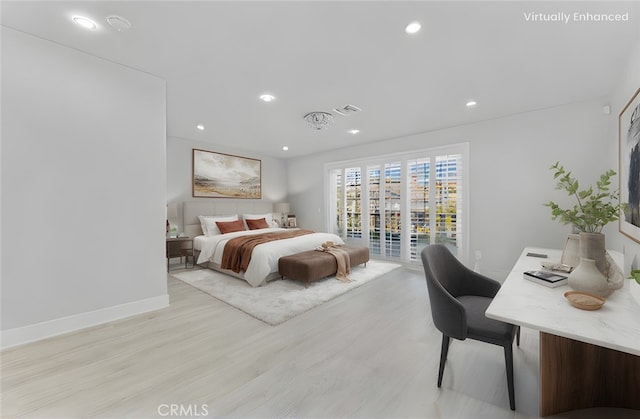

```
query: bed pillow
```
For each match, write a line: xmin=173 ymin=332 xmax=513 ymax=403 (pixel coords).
xmin=216 ymin=219 xmax=246 ymax=234
xmin=198 ymin=214 xmax=238 ymax=236
xmin=246 ymin=217 xmax=270 ymax=230
xmin=243 ymin=213 xmax=278 ymax=228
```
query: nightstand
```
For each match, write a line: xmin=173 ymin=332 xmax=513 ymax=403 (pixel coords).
xmin=166 ymin=237 xmax=193 ymax=271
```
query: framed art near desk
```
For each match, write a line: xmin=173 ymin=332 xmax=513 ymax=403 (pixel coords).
xmin=619 ymin=88 xmax=640 ymax=243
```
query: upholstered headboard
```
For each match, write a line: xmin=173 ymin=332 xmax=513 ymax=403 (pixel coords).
xmin=183 ymin=201 xmax=275 ymax=237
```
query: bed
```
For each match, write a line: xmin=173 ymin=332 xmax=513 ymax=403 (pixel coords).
xmin=183 ymin=201 xmax=344 ymax=287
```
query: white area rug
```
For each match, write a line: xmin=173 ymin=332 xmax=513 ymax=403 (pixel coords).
xmin=172 ymin=260 xmax=401 ymax=325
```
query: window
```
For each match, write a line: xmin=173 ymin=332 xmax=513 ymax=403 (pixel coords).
xmin=368 ymin=166 xmax=381 ymax=256
xmin=345 ymin=167 xmax=362 ymax=239
xmin=326 ymin=144 xmax=468 ymax=263
xmin=384 ymin=162 xmax=402 ymax=258
xmin=408 ymin=158 xmax=430 ymax=261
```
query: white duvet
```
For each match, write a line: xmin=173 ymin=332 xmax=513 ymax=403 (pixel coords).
xmin=195 ymin=228 xmax=344 ymax=287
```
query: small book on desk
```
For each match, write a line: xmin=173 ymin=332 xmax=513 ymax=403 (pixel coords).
xmin=523 ymin=270 xmax=568 ymax=288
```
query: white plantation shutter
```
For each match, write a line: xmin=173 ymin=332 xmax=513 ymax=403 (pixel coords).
xmin=368 ymin=165 xmax=381 ymax=256
xmin=326 ymin=144 xmax=468 ymax=263
xmin=408 ymin=158 xmax=430 ymax=261
xmin=345 ymin=167 xmax=362 ymax=239
xmin=384 ymin=162 xmax=402 ymax=259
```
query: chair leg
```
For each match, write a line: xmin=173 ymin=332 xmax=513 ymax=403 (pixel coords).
xmin=503 ymin=343 xmax=516 ymax=410
xmin=438 ymin=334 xmax=451 ymax=387
xmin=516 ymin=326 xmax=521 ymax=347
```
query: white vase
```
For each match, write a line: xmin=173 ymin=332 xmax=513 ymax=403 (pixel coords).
xmin=631 ymin=280 xmax=640 ymax=307
xmin=568 ymin=258 xmax=612 ymax=297
xmin=578 ymin=232 xmax=607 ymax=276
xmin=560 ymin=233 xmax=580 ymax=268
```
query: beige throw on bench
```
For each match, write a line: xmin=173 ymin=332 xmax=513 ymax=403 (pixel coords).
xmin=316 ymin=242 xmax=353 ymax=283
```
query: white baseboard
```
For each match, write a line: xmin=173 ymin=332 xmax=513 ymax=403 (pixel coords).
xmin=0 ymin=294 xmax=170 ymax=350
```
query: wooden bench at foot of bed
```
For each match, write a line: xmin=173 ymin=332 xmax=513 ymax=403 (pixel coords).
xmin=278 ymin=245 xmax=370 ymax=287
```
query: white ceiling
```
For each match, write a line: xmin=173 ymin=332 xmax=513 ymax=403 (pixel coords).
xmin=2 ymin=1 xmax=639 ymax=158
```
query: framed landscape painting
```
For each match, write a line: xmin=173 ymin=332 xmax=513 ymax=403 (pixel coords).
xmin=619 ymin=87 xmax=640 ymax=243
xmin=192 ymin=149 xmax=261 ymax=199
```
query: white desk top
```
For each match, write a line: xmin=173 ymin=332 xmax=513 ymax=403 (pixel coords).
xmin=486 ymin=247 xmax=640 ymax=356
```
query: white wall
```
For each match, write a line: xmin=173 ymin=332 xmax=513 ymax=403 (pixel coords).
xmin=166 ymin=136 xmax=288 ymax=232
xmin=164 ymin=44 xmax=640 ymax=283
xmin=607 ymin=38 xmax=640 ymax=273
xmin=1 ymin=28 xmax=168 ymax=348
xmin=287 ymin=99 xmax=617 ymax=279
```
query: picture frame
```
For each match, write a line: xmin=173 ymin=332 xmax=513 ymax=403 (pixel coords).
xmin=619 ymin=87 xmax=640 ymax=243
xmin=192 ymin=149 xmax=261 ymax=199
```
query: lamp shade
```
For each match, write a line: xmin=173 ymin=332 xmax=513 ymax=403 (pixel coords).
xmin=274 ymin=202 xmax=290 ymax=214
xmin=167 ymin=202 xmax=178 ymax=219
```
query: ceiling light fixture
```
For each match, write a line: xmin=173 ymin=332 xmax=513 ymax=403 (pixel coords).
xmin=196 ymin=124 xmax=205 ymax=131
xmin=466 ymin=100 xmax=477 ymax=107
xmin=282 ymin=146 xmax=289 ymax=151
xmin=303 ymin=112 xmax=334 ymax=130
xmin=72 ymin=15 xmax=97 ymax=30
xmin=260 ymin=94 xmax=276 ymax=102
xmin=106 ymin=15 xmax=132 ymax=32
xmin=405 ymin=21 xmax=421 ymax=34
xmin=348 ymin=129 xmax=360 ymax=135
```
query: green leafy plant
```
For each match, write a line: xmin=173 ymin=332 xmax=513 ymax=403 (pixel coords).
xmin=630 ymin=270 xmax=640 ymax=286
xmin=544 ymin=162 xmax=622 ymax=233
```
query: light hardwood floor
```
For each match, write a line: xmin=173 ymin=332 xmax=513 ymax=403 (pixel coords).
xmin=2 ymin=265 xmax=638 ymax=418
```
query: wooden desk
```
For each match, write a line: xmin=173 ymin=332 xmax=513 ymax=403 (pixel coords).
xmin=486 ymin=247 xmax=640 ymax=416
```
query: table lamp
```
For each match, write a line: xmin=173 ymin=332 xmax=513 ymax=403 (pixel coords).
xmin=274 ymin=202 xmax=290 ymax=227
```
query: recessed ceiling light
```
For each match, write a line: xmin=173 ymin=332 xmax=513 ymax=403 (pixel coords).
xmin=348 ymin=129 xmax=360 ymax=135
xmin=466 ymin=100 xmax=477 ymax=107
xmin=106 ymin=15 xmax=132 ymax=32
xmin=72 ymin=16 xmax=97 ymax=30
xmin=405 ymin=21 xmax=421 ymax=34
xmin=282 ymin=146 xmax=289 ymax=151
xmin=196 ymin=124 xmax=205 ymax=131
xmin=260 ymin=94 xmax=276 ymax=102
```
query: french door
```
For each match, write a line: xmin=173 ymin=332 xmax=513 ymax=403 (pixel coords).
xmin=326 ymin=144 xmax=468 ymax=263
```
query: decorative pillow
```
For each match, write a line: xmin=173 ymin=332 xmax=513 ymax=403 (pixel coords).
xmin=246 ymin=217 xmax=270 ymax=230
xmin=198 ymin=214 xmax=238 ymax=236
xmin=216 ymin=219 xmax=246 ymax=234
xmin=243 ymin=213 xmax=278 ymax=228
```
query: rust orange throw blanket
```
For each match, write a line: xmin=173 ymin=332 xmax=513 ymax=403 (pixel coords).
xmin=221 ymin=230 xmax=315 ymax=273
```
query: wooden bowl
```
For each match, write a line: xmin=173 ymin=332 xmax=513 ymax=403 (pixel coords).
xmin=564 ymin=291 xmax=605 ymax=311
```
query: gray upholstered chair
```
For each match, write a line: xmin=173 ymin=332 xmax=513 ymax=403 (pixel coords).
xmin=421 ymin=244 xmax=520 ymax=411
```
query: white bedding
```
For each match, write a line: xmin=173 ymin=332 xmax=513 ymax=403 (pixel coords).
xmin=195 ymin=228 xmax=345 ymax=287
